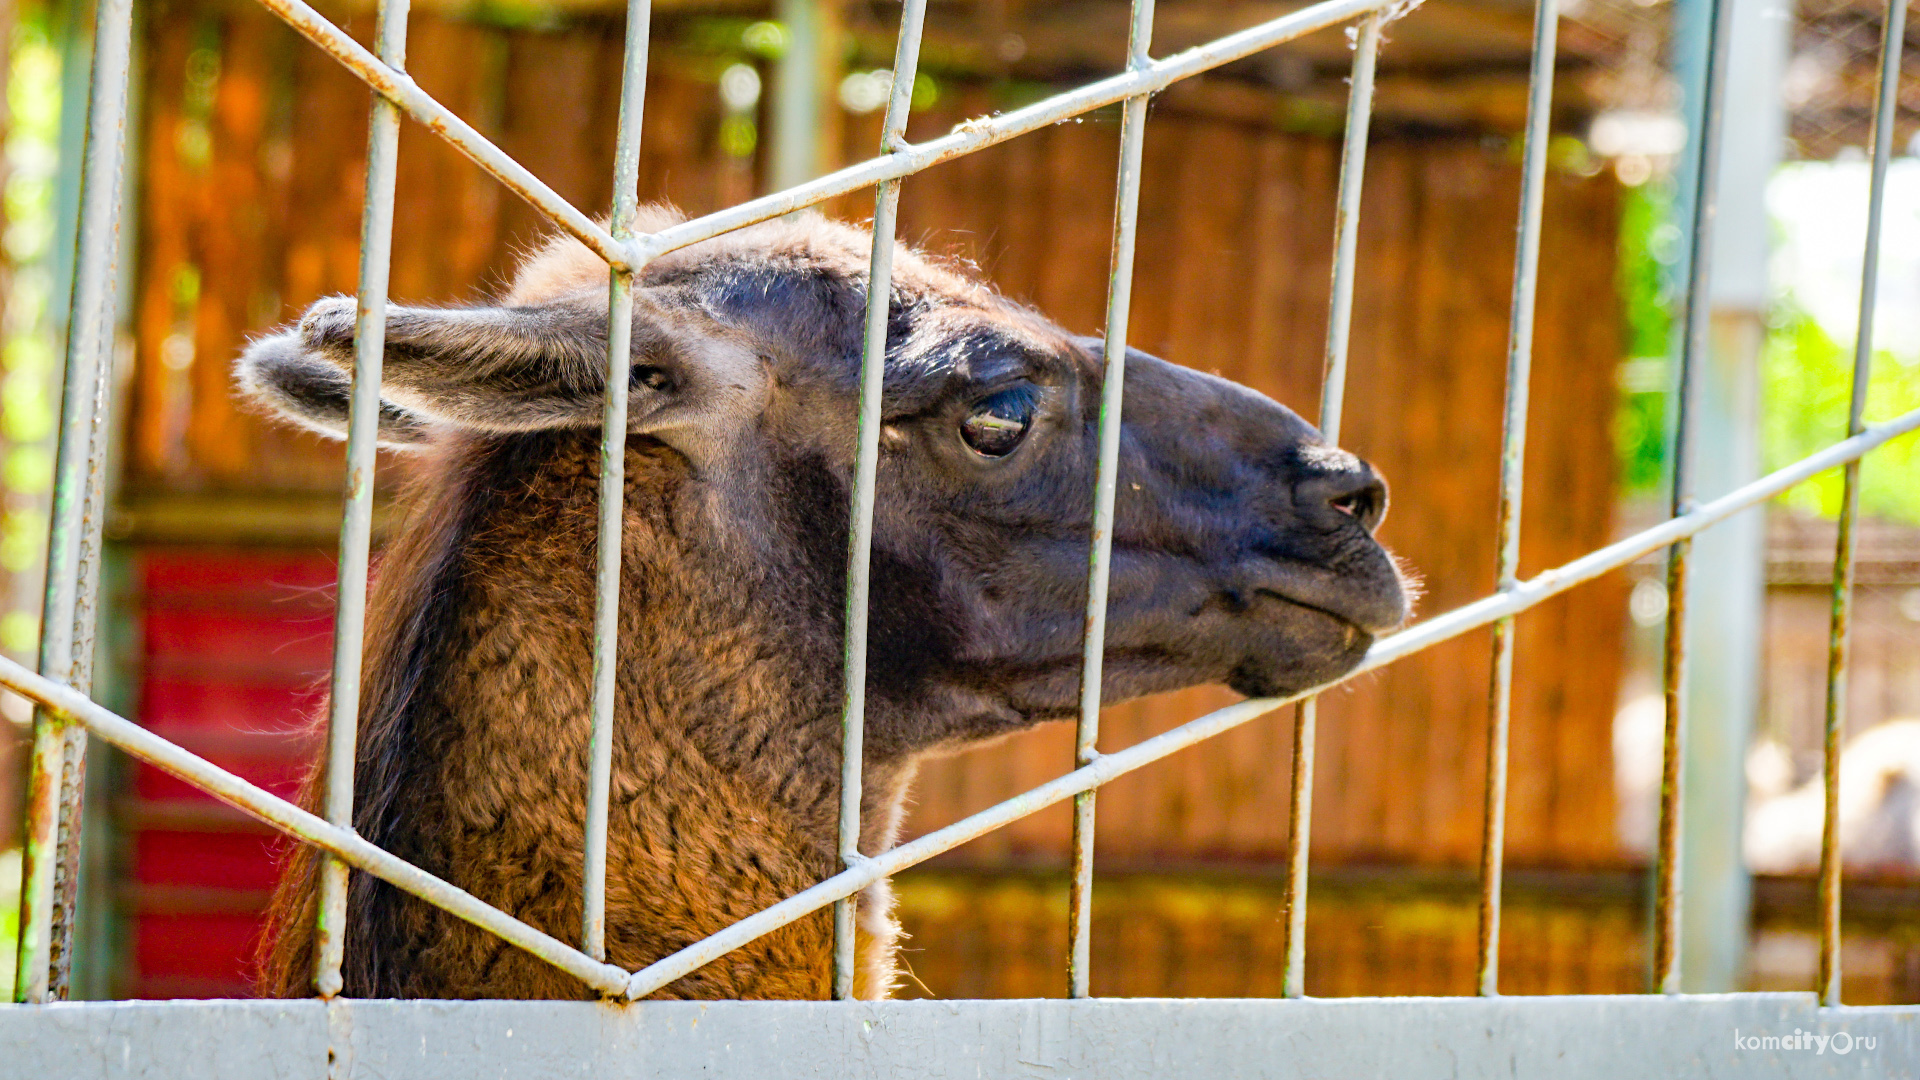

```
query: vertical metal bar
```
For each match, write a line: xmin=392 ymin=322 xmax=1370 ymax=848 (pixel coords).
xmin=313 ymin=0 xmax=408 ymax=999
xmin=1476 ymin=0 xmax=1558 ymax=998
xmin=1653 ymin=0 xmax=1733 ymax=997
xmin=1281 ymin=10 xmax=1381 ymax=1000
xmin=1818 ymin=0 xmax=1905 ymax=1011
xmin=14 ymin=0 xmax=134 ymax=1005
xmin=583 ymin=0 xmax=651 ymax=965
xmin=1067 ymin=0 xmax=1155 ymax=1002
xmin=833 ymin=0 xmax=928 ymax=1001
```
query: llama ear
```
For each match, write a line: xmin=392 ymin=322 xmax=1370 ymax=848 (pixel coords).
xmin=238 ymin=295 xmax=766 ymax=462
xmin=236 ymin=329 xmax=437 ymax=448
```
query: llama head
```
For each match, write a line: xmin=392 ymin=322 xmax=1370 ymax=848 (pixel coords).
xmin=238 ymin=210 xmax=1408 ymax=742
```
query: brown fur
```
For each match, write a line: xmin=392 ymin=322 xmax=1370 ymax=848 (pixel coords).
xmin=242 ymin=208 xmax=1408 ymax=1000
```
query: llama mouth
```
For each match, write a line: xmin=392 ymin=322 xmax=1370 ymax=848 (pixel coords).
xmin=1250 ymin=587 xmax=1368 ymax=642
xmin=1242 ymin=555 xmax=1407 ymax=636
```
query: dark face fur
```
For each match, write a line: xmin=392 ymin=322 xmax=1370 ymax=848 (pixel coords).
xmin=239 ymin=213 xmax=1408 ymax=756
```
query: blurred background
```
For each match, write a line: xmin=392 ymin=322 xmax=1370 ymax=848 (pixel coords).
xmin=1 ymin=0 xmax=1917 ymax=1003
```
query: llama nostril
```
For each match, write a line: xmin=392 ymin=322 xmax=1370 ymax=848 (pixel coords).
xmin=1317 ymin=475 xmax=1386 ymax=533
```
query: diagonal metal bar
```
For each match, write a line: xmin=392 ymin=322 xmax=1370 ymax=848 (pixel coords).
xmin=633 ymin=0 xmax=1397 ymax=264
xmin=313 ymin=0 xmax=409 ymax=1001
xmin=1282 ymin=9 xmax=1382 ymax=1001
xmin=1818 ymin=0 xmax=1907 ymax=1011
xmin=247 ymin=0 xmax=624 ymax=267
xmin=584 ymin=0 xmax=653 ymax=968
xmin=1477 ymin=0 xmax=1559 ymax=998
xmin=620 ymin=381 xmax=1920 ymax=1003
xmin=14 ymin=0 xmax=134 ymax=1005
xmin=834 ymin=0 xmax=931 ymax=1001
xmin=1654 ymin=0 xmax=1735 ymax=996
xmin=1067 ymin=0 xmax=1156 ymax=1003
xmin=0 ymin=652 xmax=634 ymax=997
xmin=6 ymin=416 xmax=1912 ymax=1007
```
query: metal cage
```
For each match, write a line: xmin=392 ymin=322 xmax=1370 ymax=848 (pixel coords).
xmin=6 ymin=0 xmax=1920 ymax=1073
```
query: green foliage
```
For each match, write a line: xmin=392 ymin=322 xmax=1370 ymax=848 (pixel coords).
xmin=1 ymin=847 xmax=18 ymax=1001
xmin=1763 ymin=307 xmax=1920 ymax=523
xmin=1615 ymin=181 xmax=1677 ymax=496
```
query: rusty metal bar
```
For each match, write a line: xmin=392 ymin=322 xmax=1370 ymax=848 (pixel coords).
xmin=0 ymin=652 xmax=634 ymax=996
xmin=621 ymin=397 xmax=1920 ymax=1001
xmin=584 ymin=0 xmax=653 ymax=969
xmin=1067 ymin=0 xmax=1156 ymax=1002
xmin=14 ymin=0 xmax=134 ymax=1004
xmin=312 ymin=0 xmax=408 ymax=1001
xmin=1654 ymin=0 xmax=1734 ymax=996
xmin=632 ymin=0 xmax=1395 ymax=265
xmin=0 ymin=399 xmax=1910 ymax=1004
xmin=1818 ymin=0 xmax=1906 ymax=1010
xmin=1476 ymin=0 xmax=1559 ymax=998
xmin=834 ymin=0 xmax=930 ymax=1001
xmin=1282 ymin=10 xmax=1381 ymax=1001
xmin=247 ymin=0 xmax=623 ymax=266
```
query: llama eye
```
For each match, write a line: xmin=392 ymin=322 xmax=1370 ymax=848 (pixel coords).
xmin=961 ymin=386 xmax=1038 ymax=458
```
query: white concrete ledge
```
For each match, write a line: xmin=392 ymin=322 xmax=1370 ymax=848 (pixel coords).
xmin=2 ymin=994 xmax=1915 ymax=1078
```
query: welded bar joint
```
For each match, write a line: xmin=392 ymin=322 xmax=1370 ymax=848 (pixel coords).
xmin=0 ymin=407 xmax=1910 ymax=1004
xmin=1068 ymin=0 xmax=1156 ymax=1002
xmin=14 ymin=0 xmax=134 ymax=1005
xmin=248 ymin=0 xmax=623 ymax=266
xmin=0 ymin=652 xmax=633 ymax=995
xmin=631 ymin=0 xmax=1399 ymax=265
xmin=619 ymin=402 xmax=1920 ymax=1000
xmin=1477 ymin=0 xmax=1559 ymax=999
xmin=584 ymin=0 xmax=653 ymax=970
xmin=834 ymin=0 xmax=930 ymax=1001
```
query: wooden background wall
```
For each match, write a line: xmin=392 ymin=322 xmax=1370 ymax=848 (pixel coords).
xmin=115 ymin=0 xmax=1637 ymax=996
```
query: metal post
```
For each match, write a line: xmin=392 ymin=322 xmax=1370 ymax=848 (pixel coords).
xmin=584 ymin=0 xmax=652 ymax=966
xmin=1281 ymin=11 xmax=1380 ymax=1000
xmin=1653 ymin=0 xmax=1734 ymax=997
xmin=313 ymin=0 xmax=408 ymax=1000
xmin=1819 ymin=0 xmax=1905 ymax=1010
xmin=770 ymin=0 xmax=841 ymax=192
xmin=833 ymin=0 xmax=928 ymax=1001
xmin=14 ymin=0 xmax=134 ymax=1005
xmin=1067 ymin=0 xmax=1155 ymax=1002
xmin=1476 ymin=0 xmax=1558 ymax=998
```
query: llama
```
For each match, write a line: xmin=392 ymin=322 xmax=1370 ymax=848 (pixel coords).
xmin=239 ymin=208 xmax=1409 ymax=1000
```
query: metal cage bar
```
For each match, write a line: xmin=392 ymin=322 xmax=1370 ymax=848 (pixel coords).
xmin=1476 ymin=0 xmax=1559 ymax=998
xmin=251 ymin=0 xmax=624 ymax=264
xmin=6 ymin=400 xmax=1915 ymax=1002
xmin=630 ymin=0 xmax=1396 ymax=265
xmin=13 ymin=0 xmax=134 ymax=1004
xmin=1818 ymin=0 xmax=1907 ymax=1009
xmin=12 ymin=0 xmax=1919 ymax=1015
xmin=1067 ymin=0 xmax=1156 ymax=1002
xmin=1280 ymin=9 xmax=1382 ymax=1000
xmin=584 ymin=0 xmax=654 ymax=967
xmin=833 ymin=0 xmax=931 ymax=1000
xmin=312 ymin=0 xmax=409 ymax=1000
xmin=1653 ymin=0 xmax=1735 ymax=995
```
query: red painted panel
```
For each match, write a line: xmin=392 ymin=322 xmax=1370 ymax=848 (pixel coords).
xmin=123 ymin=548 xmax=337 ymax=998
xmin=129 ymin=913 xmax=265 ymax=992
xmin=133 ymin=830 xmax=284 ymax=890
xmin=141 ymin=678 xmax=324 ymax=733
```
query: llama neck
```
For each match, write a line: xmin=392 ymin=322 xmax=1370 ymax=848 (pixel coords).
xmin=345 ymin=432 xmax=904 ymax=998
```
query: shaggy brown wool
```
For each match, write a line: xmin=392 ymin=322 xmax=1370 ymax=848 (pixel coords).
xmin=241 ymin=208 xmax=1407 ymax=1000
